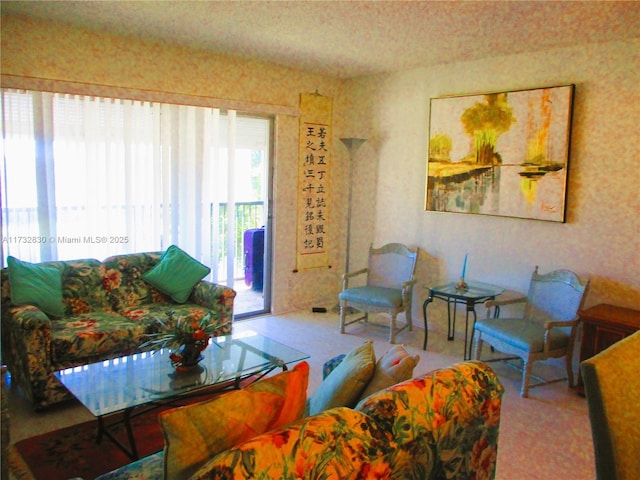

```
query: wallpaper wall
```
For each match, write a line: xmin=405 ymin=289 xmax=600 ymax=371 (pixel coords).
xmin=2 ymin=13 xmax=638 ymax=336
xmin=342 ymin=38 xmax=640 ymax=331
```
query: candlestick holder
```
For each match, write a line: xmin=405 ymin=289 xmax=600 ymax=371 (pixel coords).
xmin=455 ymin=277 xmax=468 ymax=291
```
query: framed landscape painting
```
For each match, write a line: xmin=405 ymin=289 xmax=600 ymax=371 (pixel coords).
xmin=425 ymin=85 xmax=574 ymax=222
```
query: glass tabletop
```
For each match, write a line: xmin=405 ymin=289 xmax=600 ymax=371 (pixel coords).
xmin=55 ymin=330 xmax=309 ymax=417
xmin=425 ymin=281 xmax=505 ymax=300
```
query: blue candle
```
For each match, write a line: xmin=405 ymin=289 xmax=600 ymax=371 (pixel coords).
xmin=461 ymin=254 xmax=468 ymax=279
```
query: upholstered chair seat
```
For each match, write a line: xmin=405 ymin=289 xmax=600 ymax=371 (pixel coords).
xmin=339 ymin=286 xmax=403 ymax=308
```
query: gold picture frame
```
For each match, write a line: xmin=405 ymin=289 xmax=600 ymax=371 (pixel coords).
xmin=425 ymin=85 xmax=574 ymax=222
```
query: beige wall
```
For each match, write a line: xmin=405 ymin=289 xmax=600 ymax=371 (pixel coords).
xmin=343 ymin=39 xmax=640 ymax=333
xmin=2 ymin=13 xmax=639 ymax=329
xmin=0 ymin=13 xmax=350 ymax=314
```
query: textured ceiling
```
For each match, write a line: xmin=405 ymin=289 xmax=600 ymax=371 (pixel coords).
xmin=2 ymin=0 xmax=639 ymax=79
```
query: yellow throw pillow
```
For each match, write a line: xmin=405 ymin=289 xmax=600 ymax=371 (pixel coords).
xmin=159 ymin=361 xmax=310 ymax=480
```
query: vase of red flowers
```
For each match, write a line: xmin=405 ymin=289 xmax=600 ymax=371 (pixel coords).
xmin=170 ymin=339 xmax=206 ymax=370
xmin=142 ymin=311 xmax=227 ymax=372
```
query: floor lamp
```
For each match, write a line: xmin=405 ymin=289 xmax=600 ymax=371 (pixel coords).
xmin=339 ymin=137 xmax=367 ymax=276
xmin=333 ymin=138 xmax=367 ymax=315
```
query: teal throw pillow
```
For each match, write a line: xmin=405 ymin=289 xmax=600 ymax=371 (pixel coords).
xmin=142 ymin=245 xmax=210 ymax=303
xmin=7 ymin=256 xmax=65 ymax=318
xmin=308 ymin=340 xmax=376 ymax=415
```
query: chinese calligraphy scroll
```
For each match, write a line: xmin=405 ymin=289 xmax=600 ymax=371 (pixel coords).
xmin=296 ymin=93 xmax=332 ymax=271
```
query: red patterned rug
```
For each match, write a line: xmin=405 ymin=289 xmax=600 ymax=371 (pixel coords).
xmin=10 ymin=408 xmax=164 ymax=480
xmin=9 ymin=380 xmax=253 ymax=480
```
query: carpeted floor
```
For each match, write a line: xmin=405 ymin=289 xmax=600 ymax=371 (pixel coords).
xmin=7 ymin=307 xmax=596 ymax=479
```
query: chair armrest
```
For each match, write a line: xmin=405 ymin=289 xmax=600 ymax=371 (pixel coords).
xmin=543 ymin=317 xmax=579 ymax=351
xmin=485 ymin=293 xmax=527 ymax=318
xmin=341 ymin=268 xmax=368 ymax=290
xmin=2 ymin=306 xmax=54 ymax=392
xmin=401 ymin=278 xmax=417 ymax=290
xmin=5 ymin=305 xmax=52 ymax=332
xmin=544 ymin=318 xmax=578 ymax=329
xmin=190 ymin=281 xmax=236 ymax=335
xmin=401 ymin=278 xmax=417 ymax=303
xmin=342 ymin=268 xmax=368 ymax=280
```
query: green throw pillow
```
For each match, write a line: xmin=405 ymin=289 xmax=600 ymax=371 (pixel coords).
xmin=7 ymin=256 xmax=65 ymax=318
xmin=142 ymin=245 xmax=210 ymax=303
xmin=308 ymin=340 xmax=376 ymax=415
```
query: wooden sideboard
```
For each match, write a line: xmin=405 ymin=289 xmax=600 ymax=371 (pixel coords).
xmin=575 ymin=303 xmax=640 ymax=393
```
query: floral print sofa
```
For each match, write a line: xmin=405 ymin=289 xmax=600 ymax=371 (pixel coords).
xmin=95 ymin=361 xmax=504 ymax=480
xmin=1 ymin=251 xmax=235 ymax=410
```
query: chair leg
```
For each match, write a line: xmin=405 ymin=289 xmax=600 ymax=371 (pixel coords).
xmin=521 ymin=359 xmax=532 ymax=398
xmin=339 ymin=305 xmax=346 ymax=334
xmin=406 ymin=306 xmax=413 ymax=332
xmin=565 ymin=353 xmax=574 ymax=388
xmin=474 ymin=336 xmax=484 ymax=360
xmin=389 ymin=314 xmax=397 ymax=344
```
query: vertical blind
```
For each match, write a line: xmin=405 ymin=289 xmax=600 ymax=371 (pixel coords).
xmin=0 ymin=89 xmax=269 ymax=285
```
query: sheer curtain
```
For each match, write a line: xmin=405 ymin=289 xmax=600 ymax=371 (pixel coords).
xmin=0 ymin=89 xmax=259 ymax=286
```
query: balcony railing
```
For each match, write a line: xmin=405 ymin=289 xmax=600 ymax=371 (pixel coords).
xmin=218 ymin=201 xmax=265 ymax=276
xmin=1 ymin=202 xmax=265 ymax=278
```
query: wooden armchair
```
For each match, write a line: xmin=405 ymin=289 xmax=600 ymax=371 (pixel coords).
xmin=338 ymin=243 xmax=418 ymax=343
xmin=474 ymin=266 xmax=589 ymax=397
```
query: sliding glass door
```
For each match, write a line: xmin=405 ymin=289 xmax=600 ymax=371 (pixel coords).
xmin=213 ymin=113 xmax=272 ymax=317
xmin=1 ymin=89 xmax=270 ymax=316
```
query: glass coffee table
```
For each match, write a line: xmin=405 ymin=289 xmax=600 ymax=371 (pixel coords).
xmin=55 ymin=330 xmax=309 ymax=459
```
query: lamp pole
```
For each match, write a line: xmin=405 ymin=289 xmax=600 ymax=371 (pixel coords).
xmin=339 ymin=138 xmax=367 ymax=275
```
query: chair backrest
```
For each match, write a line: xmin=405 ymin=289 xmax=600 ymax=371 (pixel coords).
xmin=523 ymin=267 xmax=590 ymax=325
xmin=581 ymin=331 xmax=640 ymax=480
xmin=367 ymin=243 xmax=417 ymax=290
